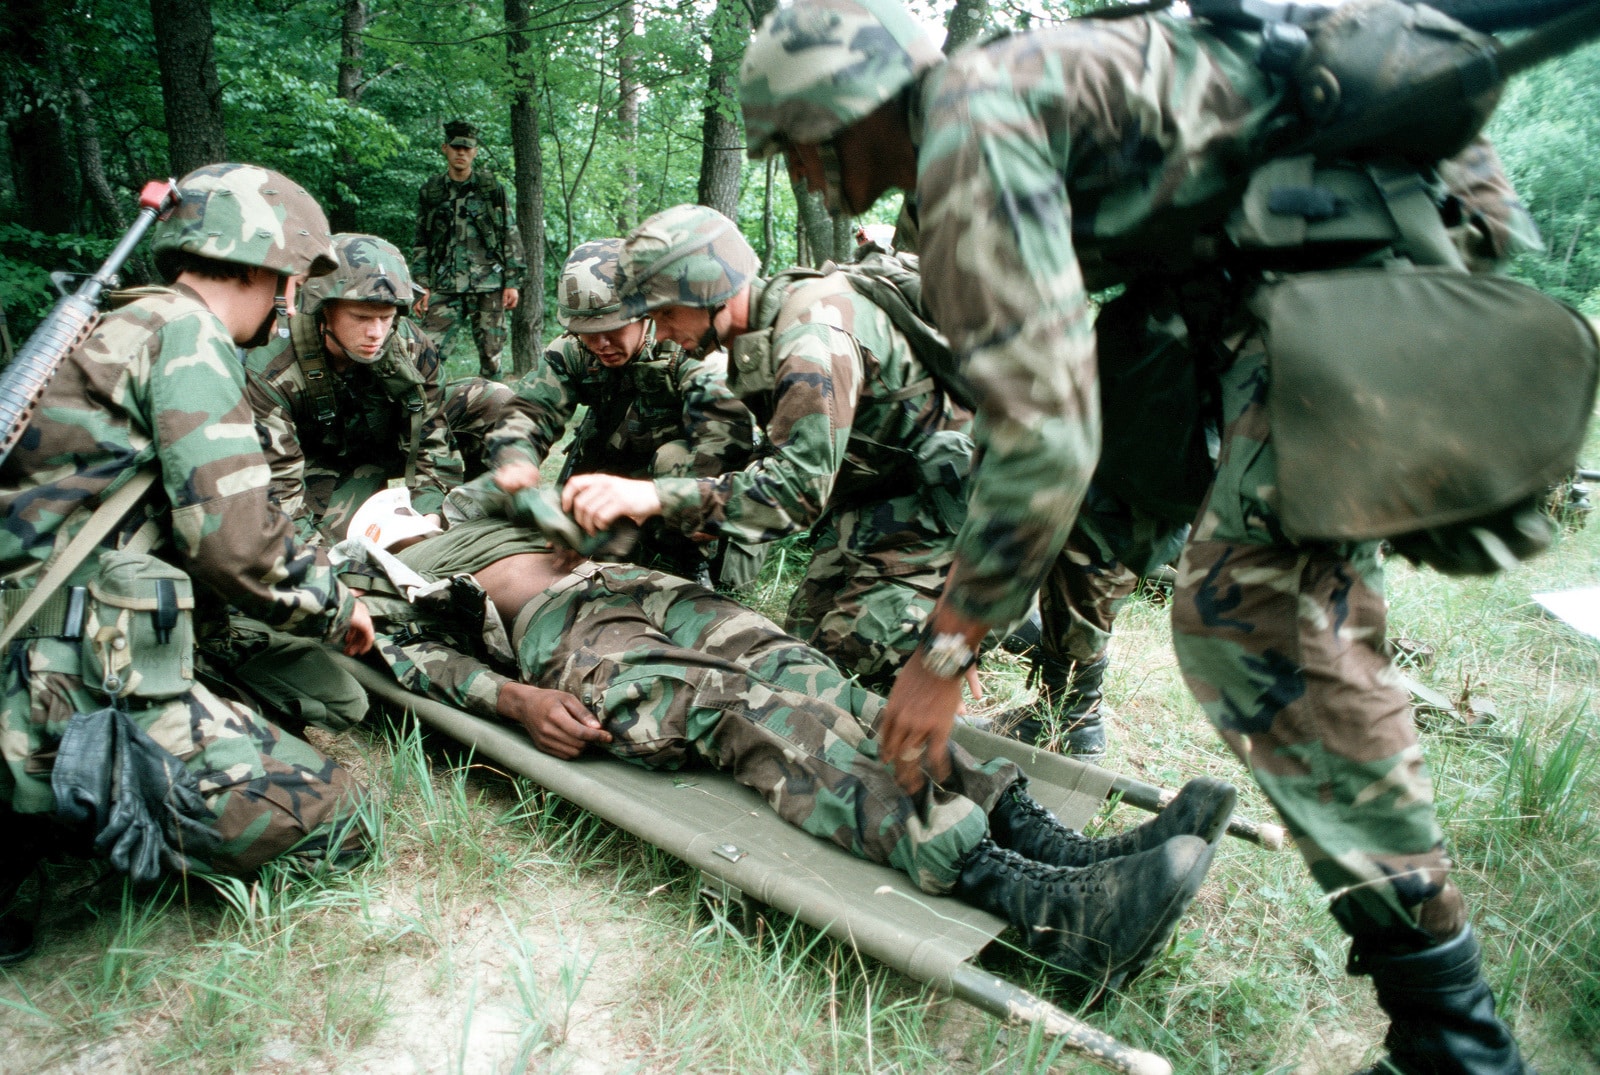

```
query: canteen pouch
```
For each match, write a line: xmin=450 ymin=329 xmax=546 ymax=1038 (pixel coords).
xmin=1252 ymin=266 xmax=1599 ymax=566
xmin=81 ymin=549 xmax=196 ymax=700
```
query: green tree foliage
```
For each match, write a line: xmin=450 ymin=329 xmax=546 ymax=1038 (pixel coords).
xmin=1487 ymin=41 xmax=1600 ymax=312
xmin=0 ymin=1 xmax=1595 ymax=343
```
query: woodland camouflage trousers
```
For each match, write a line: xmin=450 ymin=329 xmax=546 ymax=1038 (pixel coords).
xmin=2 ymin=652 xmax=368 ymax=877
xmin=1034 ymin=505 xmax=1143 ymax=669
xmin=512 ymin=563 xmax=1018 ymax=893
xmin=1171 ymin=345 xmax=1466 ymax=946
xmin=785 ymin=493 xmax=957 ymax=694
xmin=422 ymin=291 xmax=506 ymax=378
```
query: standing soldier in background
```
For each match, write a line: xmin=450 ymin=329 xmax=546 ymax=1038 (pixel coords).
xmin=735 ymin=1 xmax=1581 ymax=1071
xmin=246 ymin=233 xmax=463 ymax=546
xmin=488 ymin=239 xmax=761 ymax=587
xmin=0 ymin=165 xmax=375 ymax=963
xmin=413 ymin=120 xmax=525 ymax=380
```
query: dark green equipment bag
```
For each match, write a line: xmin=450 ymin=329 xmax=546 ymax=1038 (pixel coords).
xmin=1253 ymin=266 xmax=1599 ymax=572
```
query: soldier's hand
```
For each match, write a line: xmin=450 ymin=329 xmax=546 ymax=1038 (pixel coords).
xmin=562 ymin=474 xmax=662 ymax=534
xmin=497 ymin=682 xmax=609 ymax=759
xmin=344 ymin=601 xmax=376 ymax=656
xmin=494 ymin=460 xmax=542 ymax=492
xmin=879 ymin=651 xmax=966 ymax=796
xmin=415 ymin=288 xmax=430 ymax=316
xmin=502 ymin=288 xmax=520 ymax=311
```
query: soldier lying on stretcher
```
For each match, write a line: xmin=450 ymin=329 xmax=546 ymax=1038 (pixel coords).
xmin=337 ymin=486 xmax=1237 ymax=1002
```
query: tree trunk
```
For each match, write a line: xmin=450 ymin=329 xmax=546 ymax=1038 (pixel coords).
xmin=759 ymin=156 xmax=777 ymax=273
xmin=943 ymin=0 xmax=990 ymax=52
xmin=149 ymin=0 xmax=227 ymax=176
xmin=331 ymin=0 xmax=368 ymax=232
xmin=616 ymin=0 xmax=639 ymax=232
xmin=506 ymin=0 xmax=545 ymax=374
xmin=695 ymin=0 xmax=745 ymax=218
xmin=791 ymin=180 xmax=842 ymax=266
xmin=4 ymin=2 xmax=80 ymax=236
xmin=6 ymin=100 xmax=78 ymax=237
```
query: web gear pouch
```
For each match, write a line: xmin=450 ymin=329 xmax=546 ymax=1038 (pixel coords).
xmin=913 ymin=428 xmax=975 ymax=533
xmin=1253 ymin=266 xmax=1599 ymax=569
xmin=81 ymin=549 xmax=197 ymax=700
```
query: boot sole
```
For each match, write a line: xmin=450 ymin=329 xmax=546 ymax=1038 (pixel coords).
xmin=1179 ymin=778 xmax=1238 ymax=847
xmin=1101 ymin=835 xmax=1216 ymax=992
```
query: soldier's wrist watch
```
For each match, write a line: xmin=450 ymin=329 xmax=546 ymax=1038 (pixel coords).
xmin=917 ymin=624 xmax=979 ymax=679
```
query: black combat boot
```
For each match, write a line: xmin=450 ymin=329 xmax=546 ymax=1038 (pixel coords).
xmin=1353 ymin=925 xmax=1526 ymax=1075
xmin=988 ymin=778 xmax=1237 ymax=868
xmin=995 ymin=654 xmax=1110 ymax=757
xmin=0 ymin=848 xmax=40 ymax=967
xmin=951 ymin=834 xmax=1214 ymax=1000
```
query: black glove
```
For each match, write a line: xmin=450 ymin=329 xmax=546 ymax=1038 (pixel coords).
xmin=51 ymin=706 xmax=221 ymax=883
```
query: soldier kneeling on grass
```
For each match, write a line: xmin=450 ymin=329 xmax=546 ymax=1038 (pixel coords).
xmin=335 ymin=484 xmax=1238 ymax=1003
xmin=0 ymin=164 xmax=377 ymax=965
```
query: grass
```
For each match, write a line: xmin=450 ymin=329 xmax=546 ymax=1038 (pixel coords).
xmin=3 ymin=439 xmax=1599 ymax=1073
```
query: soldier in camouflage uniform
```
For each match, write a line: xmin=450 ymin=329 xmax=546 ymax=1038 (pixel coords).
xmin=338 ymin=488 xmax=1233 ymax=1001
xmin=413 ymin=120 xmax=526 ymax=379
xmin=543 ymin=206 xmax=975 ymax=691
xmin=739 ymin=1 xmax=1542 ymax=1070
xmin=485 ymin=239 xmax=760 ymax=586
xmin=246 ymin=233 xmax=464 ymax=546
xmin=0 ymin=166 xmax=376 ymax=953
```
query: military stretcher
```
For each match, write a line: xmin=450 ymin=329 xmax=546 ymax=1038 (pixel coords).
xmin=336 ymin=655 xmax=1283 ymax=1075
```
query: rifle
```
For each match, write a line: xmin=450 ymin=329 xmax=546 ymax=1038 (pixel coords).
xmin=0 ymin=180 xmax=178 ymax=469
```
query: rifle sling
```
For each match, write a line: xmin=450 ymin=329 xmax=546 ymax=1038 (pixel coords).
xmin=0 ymin=466 xmax=159 ymax=650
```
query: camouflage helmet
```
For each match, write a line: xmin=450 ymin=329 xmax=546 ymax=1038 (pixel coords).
xmin=618 ymin=205 xmax=760 ymax=316
xmin=558 ymin=239 xmax=633 ymax=333
xmin=739 ymin=0 xmax=943 ymax=159
xmin=301 ymin=233 xmax=416 ymax=314
xmin=151 ymin=163 xmax=337 ymax=277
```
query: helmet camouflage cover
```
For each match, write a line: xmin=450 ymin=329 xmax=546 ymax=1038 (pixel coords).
xmin=739 ymin=0 xmax=943 ymax=159
xmin=302 ymin=233 xmax=416 ymax=313
xmin=151 ymin=163 xmax=337 ymax=277
xmin=558 ymin=239 xmax=633 ymax=333
xmin=617 ymin=205 xmax=761 ymax=316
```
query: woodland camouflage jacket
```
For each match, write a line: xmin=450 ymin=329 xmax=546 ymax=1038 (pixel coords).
xmin=0 ymin=287 xmax=357 ymax=641
xmin=246 ymin=314 xmax=463 ymax=542
xmin=492 ymin=325 xmax=756 ymax=480
xmin=412 ymin=169 xmax=528 ymax=293
xmin=653 ymin=272 xmax=971 ymax=544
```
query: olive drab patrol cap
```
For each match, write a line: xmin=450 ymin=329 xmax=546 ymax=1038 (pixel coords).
xmin=151 ymin=163 xmax=337 ymax=277
xmin=444 ymin=120 xmax=480 ymax=148
xmin=739 ymin=0 xmax=943 ymax=159
xmin=616 ymin=205 xmax=761 ymax=316
xmin=302 ymin=234 xmax=417 ymax=314
xmin=557 ymin=239 xmax=634 ymax=333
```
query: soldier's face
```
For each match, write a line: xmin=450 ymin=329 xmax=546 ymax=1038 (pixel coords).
xmin=650 ymin=306 xmax=719 ymax=356
xmin=443 ymin=143 xmax=478 ymax=177
xmin=324 ymin=300 xmax=398 ymax=363
xmin=577 ymin=321 xmax=647 ymax=368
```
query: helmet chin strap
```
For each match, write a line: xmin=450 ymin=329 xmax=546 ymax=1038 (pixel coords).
xmin=689 ymin=304 xmax=725 ymax=359
xmin=272 ymin=275 xmax=292 ymax=338
xmin=319 ymin=312 xmax=391 ymax=365
xmin=237 ymin=274 xmax=289 ymax=350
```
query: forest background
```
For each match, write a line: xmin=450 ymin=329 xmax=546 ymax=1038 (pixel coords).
xmin=3 ymin=0 xmax=1598 ymax=375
